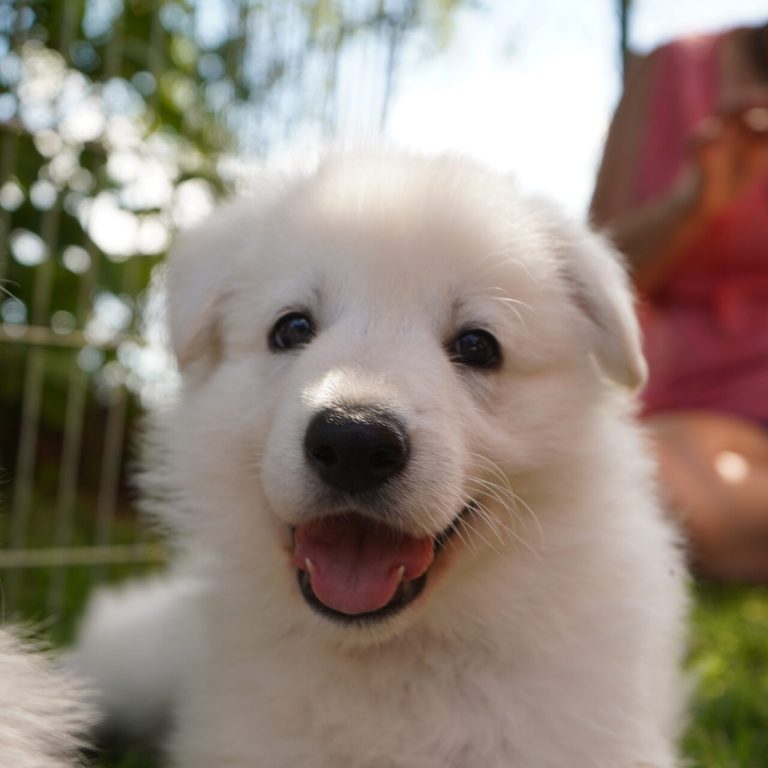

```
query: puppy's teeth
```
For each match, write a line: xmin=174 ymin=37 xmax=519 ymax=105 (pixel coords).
xmin=305 ymin=558 xmax=316 ymax=578
xmin=395 ymin=565 xmax=405 ymax=583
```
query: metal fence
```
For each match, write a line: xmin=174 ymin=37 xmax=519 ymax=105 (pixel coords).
xmin=0 ymin=0 xmax=424 ymax=627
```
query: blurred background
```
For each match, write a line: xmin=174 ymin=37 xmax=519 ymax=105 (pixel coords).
xmin=0 ymin=1 xmax=767 ymax=766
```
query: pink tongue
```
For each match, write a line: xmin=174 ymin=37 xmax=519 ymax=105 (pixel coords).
xmin=293 ymin=516 xmax=434 ymax=615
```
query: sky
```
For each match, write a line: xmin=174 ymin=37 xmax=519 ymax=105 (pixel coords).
xmin=379 ymin=0 xmax=768 ymax=219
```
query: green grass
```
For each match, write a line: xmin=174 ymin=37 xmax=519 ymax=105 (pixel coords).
xmin=684 ymin=583 xmax=768 ymax=767
xmin=5 ymin=570 xmax=767 ymax=767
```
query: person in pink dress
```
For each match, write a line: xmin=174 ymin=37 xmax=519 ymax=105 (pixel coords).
xmin=591 ymin=22 xmax=768 ymax=582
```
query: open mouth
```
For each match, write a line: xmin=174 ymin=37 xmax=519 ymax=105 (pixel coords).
xmin=292 ymin=510 xmax=466 ymax=626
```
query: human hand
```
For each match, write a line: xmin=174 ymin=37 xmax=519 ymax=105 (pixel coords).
xmin=687 ymin=92 xmax=768 ymax=216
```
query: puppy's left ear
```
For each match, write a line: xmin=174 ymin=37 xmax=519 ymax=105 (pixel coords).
xmin=560 ymin=227 xmax=647 ymax=391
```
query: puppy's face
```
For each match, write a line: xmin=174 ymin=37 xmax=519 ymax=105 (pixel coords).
xmin=165 ymin=154 xmax=644 ymax=638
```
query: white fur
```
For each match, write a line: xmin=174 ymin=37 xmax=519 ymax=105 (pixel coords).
xmin=0 ymin=628 xmax=92 ymax=767
xmin=67 ymin=574 xmax=201 ymax=745
xmin=74 ymin=153 xmax=688 ymax=767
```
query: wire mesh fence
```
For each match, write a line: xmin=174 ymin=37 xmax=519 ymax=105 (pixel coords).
xmin=0 ymin=0 xmax=444 ymax=631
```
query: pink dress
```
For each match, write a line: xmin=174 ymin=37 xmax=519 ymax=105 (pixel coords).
xmin=635 ymin=31 xmax=768 ymax=422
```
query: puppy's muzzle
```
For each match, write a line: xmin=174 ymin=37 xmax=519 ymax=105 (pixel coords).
xmin=304 ymin=406 xmax=410 ymax=495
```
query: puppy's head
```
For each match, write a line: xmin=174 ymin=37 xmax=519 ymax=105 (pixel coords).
xmin=164 ymin=153 xmax=645 ymax=639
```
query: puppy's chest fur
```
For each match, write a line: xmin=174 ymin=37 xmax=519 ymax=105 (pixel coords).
xmin=178 ymin=630 xmax=522 ymax=767
xmin=173 ymin=542 xmax=679 ymax=768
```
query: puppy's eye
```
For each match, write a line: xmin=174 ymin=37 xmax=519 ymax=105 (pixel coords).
xmin=450 ymin=329 xmax=501 ymax=369
xmin=269 ymin=312 xmax=315 ymax=351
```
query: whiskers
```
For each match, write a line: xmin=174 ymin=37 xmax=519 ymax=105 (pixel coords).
xmin=489 ymin=291 xmax=533 ymax=331
xmin=245 ymin=447 xmax=266 ymax=475
xmin=459 ymin=453 xmax=543 ymax=557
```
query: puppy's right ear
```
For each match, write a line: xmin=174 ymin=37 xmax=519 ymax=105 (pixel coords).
xmin=167 ymin=187 xmax=283 ymax=371
xmin=166 ymin=224 xmax=229 ymax=372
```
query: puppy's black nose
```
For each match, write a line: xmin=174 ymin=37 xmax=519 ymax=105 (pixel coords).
xmin=304 ymin=406 xmax=410 ymax=494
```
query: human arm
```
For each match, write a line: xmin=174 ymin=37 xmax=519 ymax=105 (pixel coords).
xmin=589 ymin=48 xmax=708 ymax=294
xmin=591 ymin=44 xmax=768 ymax=295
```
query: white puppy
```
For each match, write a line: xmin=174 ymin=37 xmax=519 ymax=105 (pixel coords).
xmin=0 ymin=628 xmax=91 ymax=767
xmin=73 ymin=153 xmax=687 ymax=767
